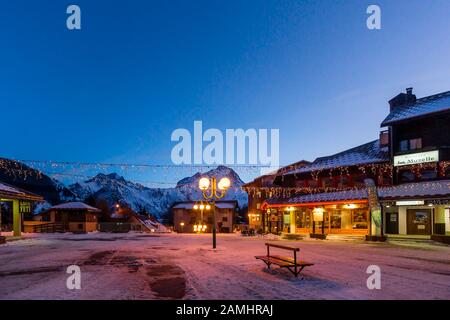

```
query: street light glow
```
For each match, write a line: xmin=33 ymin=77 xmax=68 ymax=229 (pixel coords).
xmin=199 ymin=177 xmax=210 ymax=190
xmin=218 ymin=177 xmax=231 ymax=190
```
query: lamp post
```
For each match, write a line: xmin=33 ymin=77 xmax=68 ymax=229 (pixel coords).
xmin=198 ymin=176 xmax=231 ymax=249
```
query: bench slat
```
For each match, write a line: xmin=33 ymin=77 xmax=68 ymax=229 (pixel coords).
xmin=270 ymin=255 xmax=314 ymax=266
xmin=255 ymin=256 xmax=294 ymax=267
xmin=265 ymin=242 xmax=300 ymax=251
xmin=266 ymin=255 xmax=314 ymax=267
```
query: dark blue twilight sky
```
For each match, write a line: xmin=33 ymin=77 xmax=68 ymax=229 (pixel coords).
xmin=1 ymin=1 xmax=450 ymax=185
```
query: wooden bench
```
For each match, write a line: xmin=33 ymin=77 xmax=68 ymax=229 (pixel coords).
xmin=255 ymin=243 xmax=313 ymax=278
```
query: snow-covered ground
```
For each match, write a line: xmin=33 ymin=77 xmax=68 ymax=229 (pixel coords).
xmin=0 ymin=232 xmax=449 ymax=300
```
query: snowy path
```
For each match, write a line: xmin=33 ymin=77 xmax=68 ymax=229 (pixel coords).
xmin=0 ymin=232 xmax=449 ymax=299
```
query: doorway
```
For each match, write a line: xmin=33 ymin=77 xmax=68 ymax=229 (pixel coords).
xmin=386 ymin=212 xmax=399 ymax=234
xmin=407 ymin=209 xmax=432 ymax=235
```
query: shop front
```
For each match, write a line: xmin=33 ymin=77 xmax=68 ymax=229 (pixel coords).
xmin=378 ymin=180 xmax=450 ymax=237
xmin=382 ymin=200 xmax=450 ymax=236
xmin=262 ymin=200 xmax=370 ymax=235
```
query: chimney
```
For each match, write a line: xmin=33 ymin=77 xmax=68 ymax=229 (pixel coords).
xmin=388 ymin=87 xmax=417 ymax=111
xmin=379 ymin=130 xmax=389 ymax=147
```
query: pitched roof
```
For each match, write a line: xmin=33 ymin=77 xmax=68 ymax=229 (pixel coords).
xmin=266 ymin=189 xmax=368 ymax=206
xmin=378 ymin=180 xmax=450 ymax=199
xmin=283 ymin=140 xmax=389 ymax=175
xmin=0 ymin=181 xmax=43 ymax=201
xmin=264 ymin=180 xmax=450 ymax=207
xmin=242 ymin=160 xmax=311 ymax=188
xmin=381 ymin=91 xmax=450 ymax=126
xmin=49 ymin=202 xmax=101 ymax=212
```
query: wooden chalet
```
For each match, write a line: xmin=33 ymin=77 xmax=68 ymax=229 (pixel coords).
xmin=38 ymin=202 xmax=101 ymax=233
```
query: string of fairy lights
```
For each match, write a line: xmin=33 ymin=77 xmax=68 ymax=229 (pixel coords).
xmin=0 ymin=158 xmax=268 ymax=187
xmin=0 ymin=158 xmax=449 ymax=198
xmin=242 ymin=161 xmax=450 ymax=198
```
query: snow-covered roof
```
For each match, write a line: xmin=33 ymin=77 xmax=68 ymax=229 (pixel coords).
xmin=49 ymin=202 xmax=101 ymax=212
xmin=378 ymin=180 xmax=450 ymax=199
xmin=266 ymin=189 xmax=368 ymax=205
xmin=265 ymin=180 xmax=450 ymax=206
xmin=0 ymin=181 xmax=43 ymax=201
xmin=283 ymin=140 xmax=389 ymax=175
xmin=216 ymin=202 xmax=237 ymax=209
xmin=381 ymin=91 xmax=450 ymax=126
xmin=172 ymin=201 xmax=237 ymax=210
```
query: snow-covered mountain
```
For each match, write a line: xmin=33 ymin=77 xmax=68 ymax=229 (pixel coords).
xmin=0 ymin=158 xmax=77 ymax=205
xmin=69 ymin=166 xmax=248 ymax=219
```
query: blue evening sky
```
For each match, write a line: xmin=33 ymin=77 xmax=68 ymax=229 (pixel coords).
xmin=1 ymin=0 xmax=450 ymax=185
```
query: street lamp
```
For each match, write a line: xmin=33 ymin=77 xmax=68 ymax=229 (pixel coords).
xmin=198 ymin=176 xmax=231 ymax=248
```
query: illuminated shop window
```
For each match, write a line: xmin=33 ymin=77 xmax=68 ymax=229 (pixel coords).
xmin=295 ymin=211 xmax=311 ymax=228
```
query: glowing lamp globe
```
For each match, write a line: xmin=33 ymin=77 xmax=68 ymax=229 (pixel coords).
xmin=199 ymin=204 xmax=205 ymax=210
xmin=193 ymin=205 xmax=199 ymax=210
xmin=218 ymin=177 xmax=231 ymax=190
xmin=205 ymin=204 xmax=211 ymax=210
xmin=199 ymin=177 xmax=210 ymax=190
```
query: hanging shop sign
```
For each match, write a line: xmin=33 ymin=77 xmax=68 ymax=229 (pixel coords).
xmin=393 ymin=150 xmax=439 ymax=167
xmin=395 ymin=200 xmax=425 ymax=206
xmin=313 ymin=207 xmax=324 ymax=222
xmin=19 ymin=201 xmax=31 ymax=213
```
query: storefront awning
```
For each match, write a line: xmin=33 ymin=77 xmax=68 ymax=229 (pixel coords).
xmin=262 ymin=180 xmax=450 ymax=209
xmin=263 ymin=188 xmax=368 ymax=209
xmin=378 ymin=180 xmax=450 ymax=200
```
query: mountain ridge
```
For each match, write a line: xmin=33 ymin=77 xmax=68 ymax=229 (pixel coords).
xmin=68 ymin=165 xmax=248 ymax=219
xmin=0 ymin=157 xmax=248 ymax=220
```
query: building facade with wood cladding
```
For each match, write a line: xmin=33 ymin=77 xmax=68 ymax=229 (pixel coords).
xmin=243 ymin=88 xmax=450 ymax=238
xmin=37 ymin=202 xmax=102 ymax=233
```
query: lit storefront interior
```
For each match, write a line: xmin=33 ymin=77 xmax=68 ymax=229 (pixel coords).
xmin=262 ymin=191 xmax=371 ymax=235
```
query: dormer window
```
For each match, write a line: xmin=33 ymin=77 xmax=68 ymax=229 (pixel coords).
xmin=399 ymin=138 xmax=422 ymax=152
